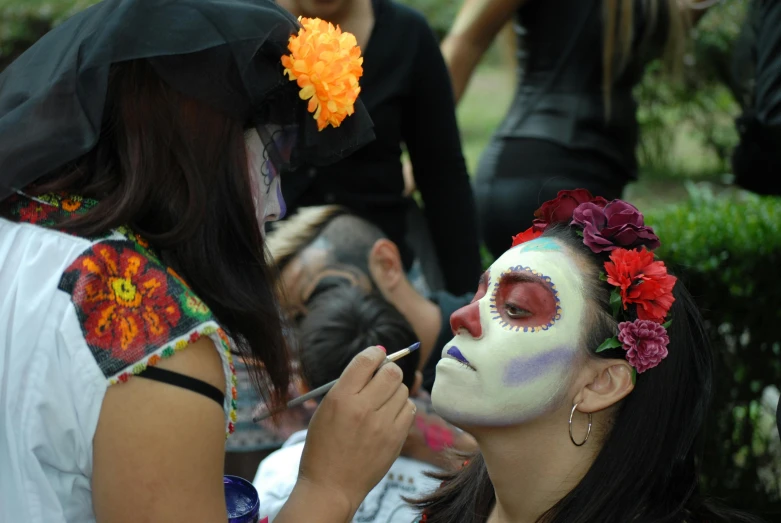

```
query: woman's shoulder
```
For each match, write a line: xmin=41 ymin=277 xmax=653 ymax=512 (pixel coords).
xmin=1 ymin=192 xmax=234 ymax=391
xmin=58 ymin=225 xmax=232 ymax=384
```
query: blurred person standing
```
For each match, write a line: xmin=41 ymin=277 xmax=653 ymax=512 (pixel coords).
xmin=731 ymin=0 xmax=781 ymax=196
xmin=275 ymin=0 xmax=482 ymax=296
xmin=440 ymin=0 xmax=711 ymax=259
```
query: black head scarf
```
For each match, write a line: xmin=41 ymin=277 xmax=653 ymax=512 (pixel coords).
xmin=0 ymin=0 xmax=374 ymax=200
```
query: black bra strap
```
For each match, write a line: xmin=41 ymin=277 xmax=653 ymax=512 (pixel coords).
xmin=138 ymin=366 xmax=225 ymax=407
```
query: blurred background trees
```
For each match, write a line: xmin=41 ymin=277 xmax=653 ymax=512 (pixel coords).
xmin=1 ymin=0 xmax=779 ymax=515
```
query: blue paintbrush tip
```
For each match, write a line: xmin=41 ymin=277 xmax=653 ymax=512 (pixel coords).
xmin=409 ymin=342 xmax=421 ymax=352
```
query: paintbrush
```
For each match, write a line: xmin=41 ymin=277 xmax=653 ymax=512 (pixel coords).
xmin=252 ymin=342 xmax=421 ymax=423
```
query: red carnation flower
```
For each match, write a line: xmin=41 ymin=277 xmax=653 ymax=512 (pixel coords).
xmin=532 ymin=189 xmax=608 ymax=231
xmin=511 ymin=226 xmax=543 ymax=247
xmin=604 ymin=248 xmax=677 ymax=323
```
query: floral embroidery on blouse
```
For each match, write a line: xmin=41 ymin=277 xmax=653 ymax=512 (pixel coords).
xmin=2 ymin=192 xmax=238 ymax=435
xmin=1 ymin=192 xmax=97 ymax=227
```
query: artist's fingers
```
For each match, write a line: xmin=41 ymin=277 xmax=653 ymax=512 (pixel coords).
xmin=394 ymin=399 xmax=417 ymax=432
xmin=329 ymin=346 xmax=387 ymax=396
xmin=361 ymin=362 xmax=405 ymax=410
xmin=376 ymin=382 xmax=409 ymax=419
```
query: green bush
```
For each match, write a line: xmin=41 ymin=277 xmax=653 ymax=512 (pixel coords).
xmin=646 ymin=190 xmax=781 ymax=512
xmin=0 ymin=0 xmax=98 ymax=70
xmin=635 ymin=0 xmax=748 ymax=179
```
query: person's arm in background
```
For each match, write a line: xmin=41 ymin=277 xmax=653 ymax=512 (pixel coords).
xmin=440 ymin=0 xmax=529 ymax=104
xmin=402 ymin=18 xmax=482 ymax=296
xmin=442 ymin=0 xmax=713 ymax=104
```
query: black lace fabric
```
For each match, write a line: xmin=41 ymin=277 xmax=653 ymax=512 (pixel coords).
xmin=0 ymin=0 xmax=374 ymax=200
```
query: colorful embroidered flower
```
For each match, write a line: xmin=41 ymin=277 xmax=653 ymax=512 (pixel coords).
xmin=532 ymin=189 xmax=608 ymax=231
xmin=281 ymin=17 xmax=364 ymax=131
xmin=134 ymin=233 xmax=150 ymax=248
xmin=604 ymin=248 xmax=677 ymax=323
xmin=180 ymin=292 xmax=212 ymax=322
xmin=571 ymin=200 xmax=661 ymax=253
xmin=60 ymin=196 xmax=83 ymax=212
xmin=18 ymin=199 xmax=57 ymax=225
xmin=64 ymin=243 xmax=182 ymax=363
xmin=511 ymin=226 xmax=543 ymax=247
xmin=618 ymin=319 xmax=670 ymax=373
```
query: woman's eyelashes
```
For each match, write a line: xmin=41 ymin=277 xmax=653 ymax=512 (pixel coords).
xmin=495 ymin=280 xmax=557 ymax=326
xmin=504 ymin=303 xmax=532 ymax=319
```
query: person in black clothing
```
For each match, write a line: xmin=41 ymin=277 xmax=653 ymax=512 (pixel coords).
xmin=275 ymin=0 xmax=482 ymax=296
xmin=267 ymin=205 xmax=473 ymax=392
xmin=440 ymin=0 xmax=710 ymax=259
xmin=730 ymin=0 xmax=781 ymax=197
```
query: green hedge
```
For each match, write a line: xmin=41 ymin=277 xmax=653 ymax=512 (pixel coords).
xmin=0 ymin=0 xmax=98 ymax=70
xmin=646 ymin=191 xmax=781 ymax=512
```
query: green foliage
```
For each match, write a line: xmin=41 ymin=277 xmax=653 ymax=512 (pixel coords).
xmin=0 ymin=0 xmax=98 ymax=69
xmin=646 ymin=191 xmax=781 ymax=510
xmin=635 ymin=1 xmax=748 ymax=179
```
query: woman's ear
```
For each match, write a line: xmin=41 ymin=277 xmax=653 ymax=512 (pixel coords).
xmin=368 ymin=239 xmax=404 ymax=292
xmin=573 ymin=359 xmax=635 ymax=414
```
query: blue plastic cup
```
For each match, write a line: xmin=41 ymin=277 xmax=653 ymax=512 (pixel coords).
xmin=224 ymin=475 xmax=261 ymax=523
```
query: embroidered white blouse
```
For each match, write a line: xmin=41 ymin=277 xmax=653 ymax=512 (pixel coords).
xmin=0 ymin=193 xmax=236 ymax=523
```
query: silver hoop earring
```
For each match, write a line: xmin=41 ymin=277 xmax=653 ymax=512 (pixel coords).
xmin=569 ymin=403 xmax=592 ymax=447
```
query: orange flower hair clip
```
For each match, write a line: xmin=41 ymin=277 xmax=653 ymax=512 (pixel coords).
xmin=281 ymin=17 xmax=364 ymax=131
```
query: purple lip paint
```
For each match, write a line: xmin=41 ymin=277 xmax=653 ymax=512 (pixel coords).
xmin=224 ymin=475 xmax=260 ymax=523
xmin=447 ymin=346 xmax=473 ymax=367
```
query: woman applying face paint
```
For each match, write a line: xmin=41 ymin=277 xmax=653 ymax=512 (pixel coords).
xmin=0 ymin=2 xmax=416 ymax=522
xmin=414 ymin=190 xmax=763 ymax=523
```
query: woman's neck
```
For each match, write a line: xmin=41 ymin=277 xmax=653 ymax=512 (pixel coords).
xmin=276 ymin=0 xmax=373 ymax=49
xmin=472 ymin=408 xmax=601 ymax=523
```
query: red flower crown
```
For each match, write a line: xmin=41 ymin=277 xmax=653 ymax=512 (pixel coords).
xmin=511 ymin=189 xmax=676 ymax=377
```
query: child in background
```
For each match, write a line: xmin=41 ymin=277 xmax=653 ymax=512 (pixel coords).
xmin=254 ymin=286 xmax=441 ymax=522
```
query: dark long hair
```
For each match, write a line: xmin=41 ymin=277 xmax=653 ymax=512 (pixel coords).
xmin=30 ymin=59 xmax=290 ymax=404
xmin=414 ymin=225 xmax=763 ymax=523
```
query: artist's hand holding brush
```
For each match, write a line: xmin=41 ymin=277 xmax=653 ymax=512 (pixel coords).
xmin=274 ymin=346 xmax=416 ymax=522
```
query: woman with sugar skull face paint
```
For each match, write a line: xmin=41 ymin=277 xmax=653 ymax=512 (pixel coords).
xmin=0 ymin=2 xmax=418 ymax=522
xmin=415 ymin=190 xmax=763 ymax=523
xmin=246 ymin=127 xmax=295 ymax=235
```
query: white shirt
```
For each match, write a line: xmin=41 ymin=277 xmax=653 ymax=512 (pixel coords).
xmin=0 ymin=194 xmax=234 ymax=523
xmin=253 ymin=430 xmax=440 ymax=523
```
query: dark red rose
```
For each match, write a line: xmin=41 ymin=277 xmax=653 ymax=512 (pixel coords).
xmin=571 ymin=200 xmax=661 ymax=253
xmin=532 ymin=189 xmax=608 ymax=230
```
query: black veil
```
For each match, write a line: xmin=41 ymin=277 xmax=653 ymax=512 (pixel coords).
xmin=0 ymin=0 xmax=375 ymax=200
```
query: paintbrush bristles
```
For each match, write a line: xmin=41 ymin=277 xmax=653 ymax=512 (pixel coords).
xmin=252 ymin=342 xmax=420 ymax=423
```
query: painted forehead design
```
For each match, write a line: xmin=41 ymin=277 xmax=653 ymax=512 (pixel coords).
xmin=488 ymin=265 xmax=562 ymax=333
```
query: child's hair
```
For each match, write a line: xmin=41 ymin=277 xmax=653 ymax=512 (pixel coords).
xmin=297 ymin=285 xmax=420 ymax=390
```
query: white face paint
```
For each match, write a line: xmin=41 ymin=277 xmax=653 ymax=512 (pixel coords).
xmin=246 ymin=127 xmax=287 ymax=237
xmin=431 ymin=237 xmax=587 ymax=426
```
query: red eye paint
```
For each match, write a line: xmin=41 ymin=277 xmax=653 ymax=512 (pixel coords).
xmin=495 ymin=279 xmax=557 ymax=328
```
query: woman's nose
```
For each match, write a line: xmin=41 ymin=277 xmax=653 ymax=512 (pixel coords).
xmin=450 ymin=301 xmax=483 ymax=339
